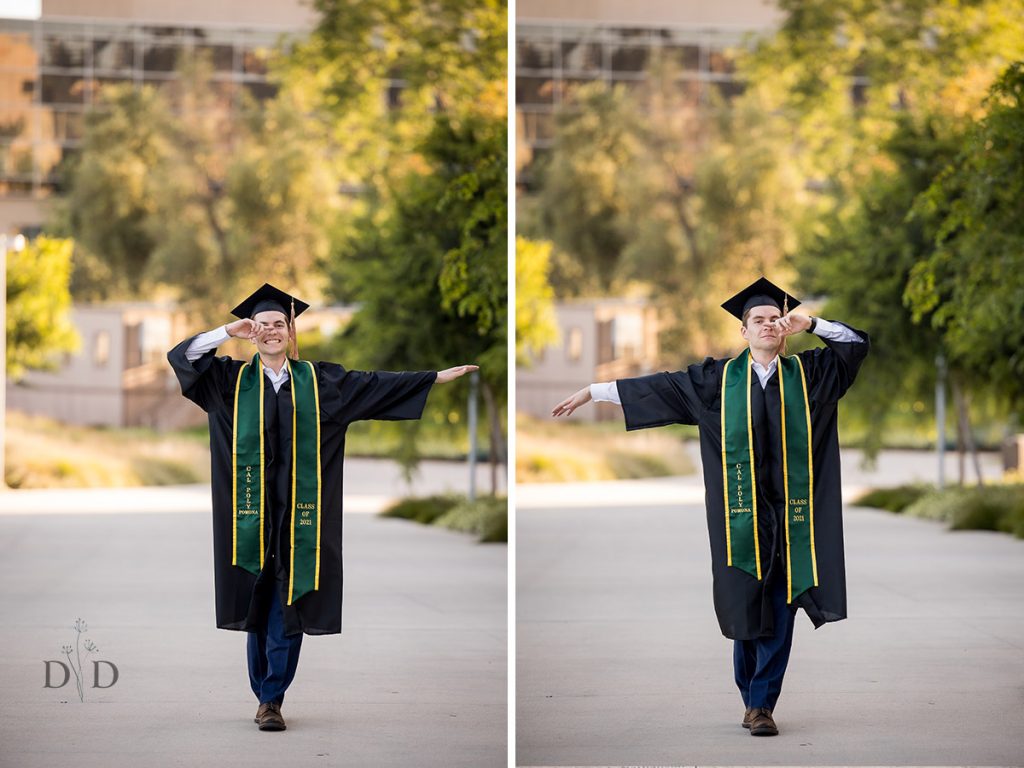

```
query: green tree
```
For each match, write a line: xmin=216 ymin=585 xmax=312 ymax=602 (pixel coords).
xmin=515 ymin=236 xmax=558 ymax=366
xmin=525 ymin=73 xmax=805 ymax=360
xmin=290 ymin=1 xmax=508 ymax=480
xmin=285 ymin=0 xmax=507 ymax=204
xmin=54 ymin=86 xmax=167 ymax=299
xmin=907 ymin=62 xmax=1024 ymax=408
xmin=798 ymin=118 xmax=961 ymax=458
xmin=54 ymin=56 xmax=339 ymax=320
xmin=739 ymin=0 xmax=1024 ymax=196
xmin=327 ymin=110 xmax=507 ymax=488
xmin=5 ymin=237 xmax=79 ymax=379
xmin=529 ymin=83 xmax=642 ymax=295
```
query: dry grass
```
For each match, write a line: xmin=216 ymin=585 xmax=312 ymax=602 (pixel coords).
xmin=516 ymin=414 xmax=695 ymax=483
xmin=4 ymin=412 xmax=210 ymax=489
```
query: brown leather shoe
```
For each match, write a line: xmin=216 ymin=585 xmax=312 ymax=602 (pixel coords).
xmin=255 ymin=701 xmax=286 ymax=731
xmin=742 ymin=707 xmax=755 ymax=729
xmin=748 ymin=707 xmax=778 ymax=736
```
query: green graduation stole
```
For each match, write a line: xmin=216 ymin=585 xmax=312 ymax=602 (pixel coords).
xmin=232 ymin=354 xmax=322 ymax=605
xmin=721 ymin=349 xmax=818 ymax=603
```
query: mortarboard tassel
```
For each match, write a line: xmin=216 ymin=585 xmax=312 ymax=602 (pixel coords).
xmin=289 ymin=297 xmax=298 ymax=359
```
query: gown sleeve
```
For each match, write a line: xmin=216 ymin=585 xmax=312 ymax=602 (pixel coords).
xmin=167 ymin=335 xmax=240 ymax=414
xmin=317 ymin=364 xmax=438 ymax=425
xmin=798 ymin=323 xmax=871 ymax=404
xmin=616 ymin=356 xmax=719 ymax=430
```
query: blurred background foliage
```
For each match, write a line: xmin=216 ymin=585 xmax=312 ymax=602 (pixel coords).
xmin=36 ymin=0 xmax=508 ymax=485
xmin=5 ymin=236 xmax=79 ymax=380
xmin=517 ymin=0 xmax=1024 ymax=466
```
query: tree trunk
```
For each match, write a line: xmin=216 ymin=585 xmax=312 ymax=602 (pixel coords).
xmin=952 ymin=378 xmax=965 ymax=485
xmin=955 ymin=391 xmax=965 ymax=487
xmin=952 ymin=377 xmax=984 ymax=487
xmin=480 ymin=379 xmax=506 ymax=496
xmin=666 ymin=168 xmax=705 ymax=279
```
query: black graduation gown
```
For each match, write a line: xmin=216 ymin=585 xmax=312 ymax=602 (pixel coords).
xmin=167 ymin=335 xmax=437 ymax=636
xmin=616 ymin=326 xmax=870 ymax=640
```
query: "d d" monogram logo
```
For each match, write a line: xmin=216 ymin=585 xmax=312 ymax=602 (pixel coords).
xmin=42 ymin=618 xmax=119 ymax=702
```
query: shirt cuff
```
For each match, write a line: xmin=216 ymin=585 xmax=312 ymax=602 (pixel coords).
xmin=812 ymin=317 xmax=865 ymax=343
xmin=184 ymin=325 xmax=231 ymax=361
xmin=590 ymin=381 xmax=621 ymax=405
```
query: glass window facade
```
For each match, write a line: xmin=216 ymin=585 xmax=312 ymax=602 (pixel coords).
xmin=0 ymin=17 xmax=296 ymax=198
xmin=516 ymin=22 xmax=758 ymax=173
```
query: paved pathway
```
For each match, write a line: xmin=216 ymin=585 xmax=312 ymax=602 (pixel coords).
xmin=517 ymin=450 xmax=1022 ymax=767
xmin=0 ymin=459 xmax=507 ymax=768
xmin=0 ymin=456 xmax=506 ymax=515
xmin=517 ymin=447 xmax=1004 ymax=510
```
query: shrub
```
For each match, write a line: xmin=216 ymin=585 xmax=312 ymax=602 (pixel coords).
xmin=901 ymin=484 xmax=1024 ymax=538
xmin=434 ymin=496 xmax=508 ymax=542
xmin=853 ymin=484 xmax=931 ymax=513
xmin=380 ymin=494 xmax=460 ymax=524
xmin=381 ymin=494 xmax=507 ymax=543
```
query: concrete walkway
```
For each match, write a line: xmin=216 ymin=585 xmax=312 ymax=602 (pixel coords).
xmin=0 ymin=456 xmax=507 ymax=515
xmin=516 ymin=447 xmax=1004 ymax=511
xmin=0 ymin=459 xmax=507 ymax=768
xmin=516 ymin=451 xmax=1023 ymax=767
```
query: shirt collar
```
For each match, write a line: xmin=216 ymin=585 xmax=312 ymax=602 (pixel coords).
xmin=262 ymin=361 xmax=290 ymax=380
xmin=750 ymin=355 xmax=779 ymax=374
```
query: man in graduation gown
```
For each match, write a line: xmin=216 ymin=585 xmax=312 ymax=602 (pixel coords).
xmin=168 ymin=283 xmax=478 ymax=732
xmin=552 ymin=277 xmax=869 ymax=737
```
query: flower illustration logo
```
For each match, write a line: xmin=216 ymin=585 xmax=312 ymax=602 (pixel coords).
xmin=44 ymin=618 xmax=118 ymax=701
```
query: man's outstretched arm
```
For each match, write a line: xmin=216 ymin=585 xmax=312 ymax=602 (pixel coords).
xmin=436 ymin=364 xmax=480 ymax=383
xmin=551 ymin=382 xmax=620 ymax=418
xmin=327 ymin=364 xmax=479 ymax=424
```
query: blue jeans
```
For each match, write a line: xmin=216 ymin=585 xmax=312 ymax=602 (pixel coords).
xmin=247 ymin=577 xmax=303 ymax=706
xmin=733 ymin=572 xmax=796 ymax=711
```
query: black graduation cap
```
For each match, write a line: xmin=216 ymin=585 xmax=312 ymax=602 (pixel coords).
xmin=230 ymin=283 xmax=310 ymax=322
xmin=721 ymin=276 xmax=801 ymax=321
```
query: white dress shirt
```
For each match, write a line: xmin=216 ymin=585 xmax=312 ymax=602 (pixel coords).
xmin=185 ymin=325 xmax=291 ymax=393
xmin=590 ymin=317 xmax=864 ymax=405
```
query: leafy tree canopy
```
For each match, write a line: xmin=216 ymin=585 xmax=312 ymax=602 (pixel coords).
xmin=907 ymin=62 xmax=1024 ymax=407
xmin=515 ymin=237 xmax=558 ymax=367
xmin=6 ymin=237 xmax=79 ymax=379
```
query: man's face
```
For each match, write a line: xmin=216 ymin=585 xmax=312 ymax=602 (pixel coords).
xmin=740 ymin=305 xmax=783 ymax=355
xmin=252 ymin=310 xmax=289 ymax=357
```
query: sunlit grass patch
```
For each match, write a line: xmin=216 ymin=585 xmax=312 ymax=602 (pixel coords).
xmin=516 ymin=414 xmax=694 ymax=483
xmin=4 ymin=412 xmax=209 ymax=488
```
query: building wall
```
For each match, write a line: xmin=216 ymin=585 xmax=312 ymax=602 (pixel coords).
xmin=517 ymin=0 xmax=780 ymax=27
xmin=518 ymin=303 xmax=594 ymax=421
xmin=7 ymin=305 xmax=126 ymax=425
xmin=517 ymin=299 xmax=659 ymax=422
xmin=515 ymin=0 xmax=781 ymax=173
xmin=42 ymin=0 xmax=316 ymax=27
xmin=0 ymin=1 xmax=314 ymax=232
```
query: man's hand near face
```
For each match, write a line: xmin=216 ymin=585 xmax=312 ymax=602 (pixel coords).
xmin=771 ymin=313 xmax=812 ymax=338
xmin=227 ymin=318 xmax=265 ymax=341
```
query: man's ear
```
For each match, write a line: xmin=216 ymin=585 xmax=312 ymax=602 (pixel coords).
xmin=739 ymin=322 xmax=749 ymax=341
